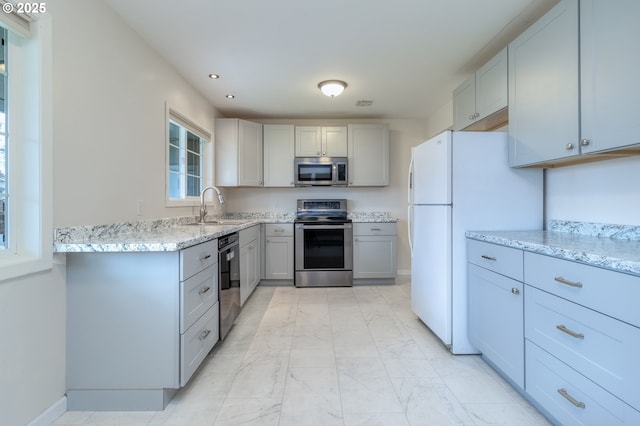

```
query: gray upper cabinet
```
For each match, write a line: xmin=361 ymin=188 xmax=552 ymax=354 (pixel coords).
xmin=295 ymin=126 xmax=348 ymax=157
xmin=263 ymin=124 xmax=295 ymax=187
xmin=215 ymin=118 xmax=263 ymax=186
xmin=453 ymin=48 xmax=508 ymax=131
xmin=508 ymin=0 xmax=579 ymax=167
xmin=579 ymin=0 xmax=640 ymax=154
xmin=347 ymin=124 xmax=389 ymax=186
xmin=509 ymin=0 xmax=640 ymax=167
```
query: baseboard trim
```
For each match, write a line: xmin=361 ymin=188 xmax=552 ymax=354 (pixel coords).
xmin=28 ymin=396 xmax=67 ymax=426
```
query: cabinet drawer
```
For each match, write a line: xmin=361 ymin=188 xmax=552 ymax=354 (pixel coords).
xmin=353 ymin=222 xmax=396 ymax=236
xmin=526 ymin=341 xmax=640 ymax=425
xmin=265 ymin=223 xmax=293 ymax=237
xmin=239 ymin=225 xmax=259 ymax=246
xmin=180 ymin=240 xmax=217 ymax=281
xmin=467 ymin=239 xmax=523 ymax=280
xmin=524 ymin=252 xmax=640 ymax=327
xmin=525 ymin=286 xmax=640 ymax=410
xmin=180 ymin=264 xmax=218 ymax=333
xmin=180 ymin=302 xmax=219 ymax=387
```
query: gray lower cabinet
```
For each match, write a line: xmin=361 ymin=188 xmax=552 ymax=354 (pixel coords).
xmin=466 ymin=237 xmax=640 ymax=425
xmin=66 ymin=240 xmax=219 ymax=411
xmin=353 ymin=223 xmax=397 ymax=282
xmin=263 ymin=223 xmax=294 ymax=282
xmin=467 ymin=239 xmax=524 ymax=389
xmin=239 ymin=225 xmax=260 ymax=305
xmin=524 ymin=252 xmax=640 ymax=425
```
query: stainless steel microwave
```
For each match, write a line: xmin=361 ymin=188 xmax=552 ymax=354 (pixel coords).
xmin=294 ymin=157 xmax=348 ymax=186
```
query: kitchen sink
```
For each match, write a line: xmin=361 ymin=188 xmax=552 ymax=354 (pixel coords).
xmin=185 ymin=219 xmax=248 ymax=226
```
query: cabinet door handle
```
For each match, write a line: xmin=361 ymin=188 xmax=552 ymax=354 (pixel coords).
xmin=199 ymin=254 xmax=212 ymax=262
xmin=481 ymin=255 xmax=497 ymax=261
xmin=199 ymin=329 xmax=211 ymax=341
xmin=554 ymin=276 xmax=582 ymax=288
xmin=580 ymin=138 xmax=590 ymax=147
xmin=557 ymin=388 xmax=586 ymax=409
xmin=274 ymin=229 xmax=284 ymax=232
xmin=511 ymin=288 xmax=520 ymax=295
xmin=199 ymin=286 xmax=211 ymax=295
xmin=556 ymin=324 xmax=584 ymax=340
xmin=469 ymin=114 xmax=475 ymax=120
xmin=565 ymin=143 xmax=575 ymax=150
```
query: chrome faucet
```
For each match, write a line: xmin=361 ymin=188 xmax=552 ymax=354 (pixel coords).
xmin=199 ymin=186 xmax=224 ymax=223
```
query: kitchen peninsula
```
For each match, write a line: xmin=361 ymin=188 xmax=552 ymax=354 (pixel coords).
xmin=56 ymin=211 xmax=397 ymax=411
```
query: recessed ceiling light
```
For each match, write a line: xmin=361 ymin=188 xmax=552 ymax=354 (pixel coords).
xmin=208 ymin=73 xmax=220 ymax=79
xmin=226 ymin=94 xmax=235 ymax=99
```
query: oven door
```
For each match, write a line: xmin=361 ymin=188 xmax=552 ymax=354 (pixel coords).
xmin=294 ymin=222 xmax=353 ymax=271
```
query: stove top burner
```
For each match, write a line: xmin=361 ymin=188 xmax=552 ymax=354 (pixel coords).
xmin=295 ymin=198 xmax=349 ymax=223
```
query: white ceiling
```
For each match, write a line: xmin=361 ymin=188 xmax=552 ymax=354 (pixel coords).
xmin=104 ymin=0 xmax=558 ymax=120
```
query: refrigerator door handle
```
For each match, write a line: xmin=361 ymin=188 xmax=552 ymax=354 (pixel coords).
xmin=407 ymin=205 xmax=413 ymax=254
xmin=407 ymin=154 xmax=414 ymax=204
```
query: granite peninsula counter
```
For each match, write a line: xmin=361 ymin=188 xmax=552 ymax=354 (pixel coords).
xmin=54 ymin=212 xmax=397 ymax=253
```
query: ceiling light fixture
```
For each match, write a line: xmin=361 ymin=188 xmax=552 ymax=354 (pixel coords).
xmin=226 ymin=94 xmax=235 ymax=99
xmin=318 ymin=80 xmax=347 ymax=97
xmin=208 ymin=73 xmax=220 ymax=79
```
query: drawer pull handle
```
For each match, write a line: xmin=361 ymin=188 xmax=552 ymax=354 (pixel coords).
xmin=556 ymin=324 xmax=584 ymax=340
xmin=557 ymin=388 xmax=586 ymax=409
xmin=511 ymin=288 xmax=520 ymax=295
xmin=554 ymin=276 xmax=582 ymax=288
xmin=199 ymin=286 xmax=211 ymax=295
xmin=481 ymin=255 xmax=497 ymax=261
xmin=199 ymin=329 xmax=211 ymax=341
xmin=199 ymin=254 xmax=212 ymax=262
xmin=275 ymin=229 xmax=284 ymax=232
xmin=370 ymin=228 xmax=382 ymax=231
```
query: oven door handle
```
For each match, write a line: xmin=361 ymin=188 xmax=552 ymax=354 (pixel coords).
xmin=295 ymin=224 xmax=352 ymax=230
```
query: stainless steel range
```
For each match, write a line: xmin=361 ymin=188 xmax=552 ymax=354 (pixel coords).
xmin=294 ymin=199 xmax=353 ymax=287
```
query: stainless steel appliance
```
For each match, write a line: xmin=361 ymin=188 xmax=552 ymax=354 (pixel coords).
xmin=294 ymin=199 xmax=353 ymax=287
xmin=218 ymin=232 xmax=240 ymax=340
xmin=294 ymin=157 xmax=348 ymax=186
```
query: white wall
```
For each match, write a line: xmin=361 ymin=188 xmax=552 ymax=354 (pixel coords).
xmin=225 ymin=118 xmax=429 ymax=274
xmin=546 ymin=155 xmax=640 ymax=226
xmin=0 ymin=264 xmax=66 ymax=426
xmin=424 ymin=99 xmax=454 ymax=139
xmin=52 ymin=0 xmax=218 ymax=227
xmin=1 ymin=1 xmax=221 ymax=424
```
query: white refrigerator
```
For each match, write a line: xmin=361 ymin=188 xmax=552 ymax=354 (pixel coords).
xmin=408 ymin=130 xmax=542 ymax=354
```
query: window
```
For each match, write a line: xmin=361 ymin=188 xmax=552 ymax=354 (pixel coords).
xmin=0 ymin=14 xmax=53 ymax=281
xmin=166 ymin=108 xmax=211 ymax=206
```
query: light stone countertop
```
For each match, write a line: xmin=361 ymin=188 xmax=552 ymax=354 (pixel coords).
xmin=54 ymin=211 xmax=397 ymax=253
xmin=466 ymin=222 xmax=640 ymax=277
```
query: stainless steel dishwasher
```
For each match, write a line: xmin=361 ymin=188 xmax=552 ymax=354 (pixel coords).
xmin=218 ymin=232 xmax=240 ymax=340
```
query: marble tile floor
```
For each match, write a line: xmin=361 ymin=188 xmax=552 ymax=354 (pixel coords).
xmin=54 ymin=278 xmax=550 ymax=426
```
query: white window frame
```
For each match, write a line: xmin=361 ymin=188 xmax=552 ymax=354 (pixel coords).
xmin=0 ymin=14 xmax=53 ymax=282
xmin=165 ymin=105 xmax=212 ymax=207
